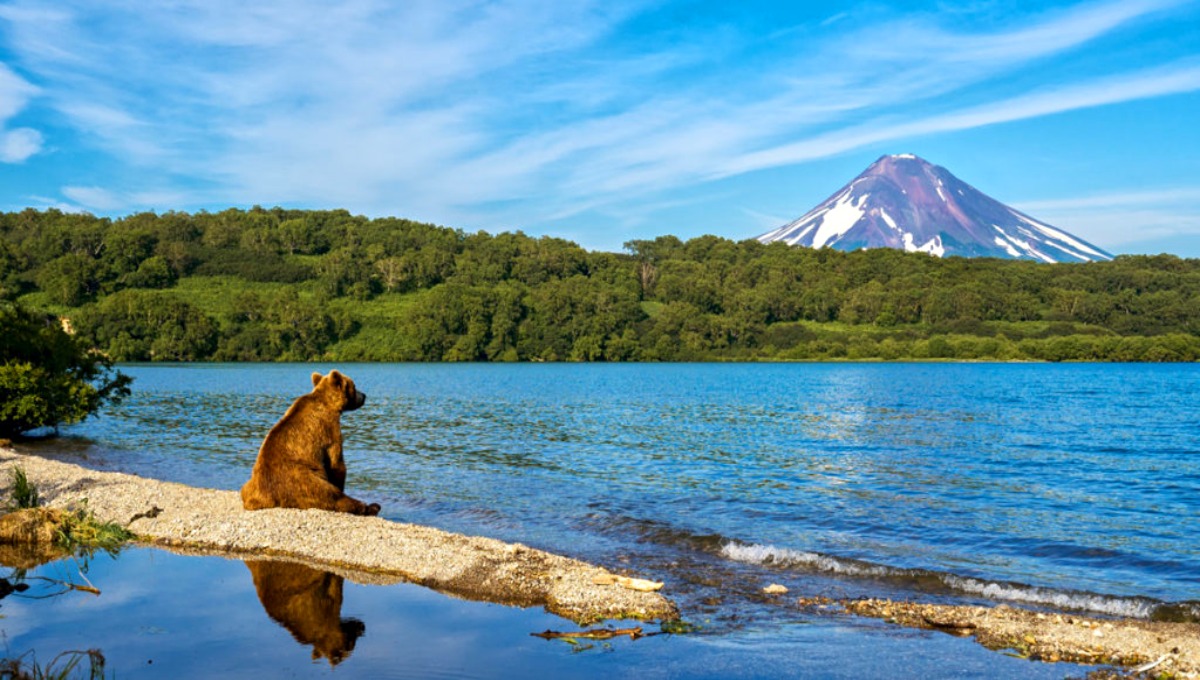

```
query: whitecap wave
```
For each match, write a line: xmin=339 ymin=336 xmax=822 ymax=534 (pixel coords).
xmin=719 ymin=541 xmax=1163 ymax=619
xmin=719 ymin=542 xmax=890 ymax=577
xmin=941 ymin=575 xmax=1157 ymax=619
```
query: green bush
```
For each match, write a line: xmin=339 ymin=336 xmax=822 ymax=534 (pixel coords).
xmin=0 ymin=302 xmax=131 ymax=437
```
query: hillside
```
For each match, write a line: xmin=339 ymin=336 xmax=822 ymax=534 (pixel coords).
xmin=2 ymin=207 xmax=1199 ymax=362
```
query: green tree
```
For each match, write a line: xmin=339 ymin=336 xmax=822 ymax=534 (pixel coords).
xmin=75 ymin=290 xmax=219 ymax=361
xmin=35 ymin=253 xmax=101 ymax=306
xmin=0 ymin=302 xmax=132 ymax=437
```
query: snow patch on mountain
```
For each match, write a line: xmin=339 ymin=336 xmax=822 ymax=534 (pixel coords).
xmin=903 ymin=232 xmax=945 ymax=257
xmin=879 ymin=208 xmax=898 ymax=231
xmin=994 ymin=236 xmax=1021 ymax=258
xmin=811 ymin=192 xmax=867 ymax=248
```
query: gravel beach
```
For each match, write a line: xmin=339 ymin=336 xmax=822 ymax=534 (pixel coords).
xmin=807 ymin=594 xmax=1200 ymax=676
xmin=0 ymin=448 xmax=678 ymax=624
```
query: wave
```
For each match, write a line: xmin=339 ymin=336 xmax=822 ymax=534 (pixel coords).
xmin=719 ymin=541 xmax=1199 ymax=621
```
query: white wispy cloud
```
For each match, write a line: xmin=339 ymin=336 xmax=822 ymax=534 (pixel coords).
xmin=0 ymin=62 xmax=42 ymax=162
xmin=0 ymin=62 xmax=36 ymax=120
xmin=27 ymin=194 xmax=86 ymax=213
xmin=1015 ymin=187 xmax=1200 ymax=250
xmin=1018 ymin=187 xmax=1200 ymax=211
xmin=61 ymin=186 xmax=124 ymax=211
xmin=0 ymin=127 xmax=41 ymax=162
xmin=0 ymin=0 xmax=1195 ymax=235
xmin=720 ymin=61 xmax=1200 ymax=178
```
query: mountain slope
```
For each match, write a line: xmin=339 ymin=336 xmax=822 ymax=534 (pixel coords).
xmin=757 ymin=154 xmax=1112 ymax=263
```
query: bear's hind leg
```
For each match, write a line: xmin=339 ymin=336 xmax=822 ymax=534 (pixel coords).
xmin=332 ymin=494 xmax=380 ymax=516
xmin=293 ymin=476 xmax=379 ymax=516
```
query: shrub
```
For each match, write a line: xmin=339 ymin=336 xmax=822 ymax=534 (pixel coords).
xmin=0 ymin=302 xmax=131 ymax=437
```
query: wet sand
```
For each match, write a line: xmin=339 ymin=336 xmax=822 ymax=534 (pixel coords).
xmin=0 ymin=448 xmax=677 ymax=624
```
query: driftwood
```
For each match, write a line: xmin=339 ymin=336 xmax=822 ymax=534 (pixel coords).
xmin=532 ymin=627 xmax=644 ymax=641
xmin=11 ymin=572 xmax=102 ymax=598
xmin=590 ymin=573 xmax=664 ymax=592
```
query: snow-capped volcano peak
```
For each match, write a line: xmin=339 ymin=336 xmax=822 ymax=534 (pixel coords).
xmin=757 ymin=154 xmax=1112 ymax=263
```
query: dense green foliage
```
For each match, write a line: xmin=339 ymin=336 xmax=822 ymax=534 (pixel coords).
xmin=2 ymin=207 xmax=1199 ymax=363
xmin=0 ymin=301 xmax=132 ymax=437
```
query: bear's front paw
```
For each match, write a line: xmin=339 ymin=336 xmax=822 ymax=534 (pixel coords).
xmin=365 ymin=503 xmax=381 ymax=516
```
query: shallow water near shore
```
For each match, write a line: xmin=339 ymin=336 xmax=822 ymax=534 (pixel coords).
xmin=2 ymin=547 xmax=1086 ymax=679
xmin=12 ymin=362 xmax=1200 ymax=675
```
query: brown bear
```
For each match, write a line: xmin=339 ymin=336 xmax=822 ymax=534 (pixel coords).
xmin=246 ymin=560 xmax=365 ymax=665
xmin=240 ymin=370 xmax=380 ymax=515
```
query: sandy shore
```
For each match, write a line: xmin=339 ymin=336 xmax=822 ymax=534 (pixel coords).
xmin=0 ymin=448 xmax=678 ymax=624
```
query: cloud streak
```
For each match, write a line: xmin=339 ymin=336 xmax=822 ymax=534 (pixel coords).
xmin=0 ymin=62 xmax=42 ymax=162
xmin=1015 ymin=187 xmax=1200 ymax=252
xmin=720 ymin=61 xmax=1200 ymax=178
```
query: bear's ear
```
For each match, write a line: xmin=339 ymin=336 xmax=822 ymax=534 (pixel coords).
xmin=328 ymin=370 xmax=344 ymax=387
xmin=311 ymin=372 xmax=323 ymax=388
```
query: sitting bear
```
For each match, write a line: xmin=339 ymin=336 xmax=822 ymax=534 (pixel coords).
xmin=241 ymin=370 xmax=380 ymax=516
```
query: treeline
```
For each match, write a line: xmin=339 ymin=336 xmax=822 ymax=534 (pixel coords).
xmin=2 ymin=207 xmax=1199 ymax=362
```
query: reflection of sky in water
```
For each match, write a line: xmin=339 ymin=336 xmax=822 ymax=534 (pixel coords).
xmin=20 ymin=363 xmax=1200 ymax=606
xmin=1 ymin=548 xmax=1085 ymax=680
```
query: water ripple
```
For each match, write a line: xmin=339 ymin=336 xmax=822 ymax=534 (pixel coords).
xmin=25 ymin=362 xmax=1200 ymax=609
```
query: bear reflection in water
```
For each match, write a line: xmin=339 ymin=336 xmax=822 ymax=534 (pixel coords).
xmin=246 ymin=560 xmax=366 ymax=665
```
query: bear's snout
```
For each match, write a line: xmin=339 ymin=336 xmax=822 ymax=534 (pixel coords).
xmin=346 ymin=391 xmax=366 ymax=411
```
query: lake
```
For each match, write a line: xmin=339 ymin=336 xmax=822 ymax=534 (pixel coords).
xmin=7 ymin=363 xmax=1199 ymax=677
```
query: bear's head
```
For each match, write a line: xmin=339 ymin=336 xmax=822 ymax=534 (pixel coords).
xmin=311 ymin=370 xmax=367 ymax=412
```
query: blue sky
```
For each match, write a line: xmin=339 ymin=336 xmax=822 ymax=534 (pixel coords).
xmin=1 ymin=0 xmax=1199 ymax=255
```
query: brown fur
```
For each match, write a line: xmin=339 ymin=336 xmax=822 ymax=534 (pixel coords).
xmin=246 ymin=560 xmax=365 ymax=665
xmin=240 ymin=370 xmax=380 ymax=515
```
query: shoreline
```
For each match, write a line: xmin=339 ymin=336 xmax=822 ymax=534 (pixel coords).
xmin=6 ymin=447 xmax=1200 ymax=677
xmin=0 ymin=448 xmax=677 ymax=624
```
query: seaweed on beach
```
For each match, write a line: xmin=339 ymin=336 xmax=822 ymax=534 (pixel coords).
xmin=2 ymin=467 xmax=133 ymax=558
xmin=52 ymin=502 xmax=133 ymax=557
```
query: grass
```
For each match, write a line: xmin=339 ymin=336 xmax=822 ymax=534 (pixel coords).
xmin=0 ymin=649 xmax=107 ymax=680
xmin=639 ymin=300 xmax=664 ymax=318
xmin=325 ymin=292 xmax=420 ymax=360
xmin=13 ymin=292 xmax=65 ymax=315
xmin=7 ymin=467 xmax=40 ymax=510
xmin=167 ymin=275 xmax=299 ymax=317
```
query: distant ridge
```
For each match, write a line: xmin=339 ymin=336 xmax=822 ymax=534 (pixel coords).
xmin=757 ymin=154 xmax=1113 ymax=263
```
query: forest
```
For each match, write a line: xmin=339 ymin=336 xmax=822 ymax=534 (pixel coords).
xmin=2 ymin=206 xmax=1199 ymax=362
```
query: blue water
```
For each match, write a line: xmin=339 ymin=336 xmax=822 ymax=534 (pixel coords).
xmin=21 ymin=363 xmax=1200 ymax=622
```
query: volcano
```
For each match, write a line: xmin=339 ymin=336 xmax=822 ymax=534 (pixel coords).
xmin=757 ymin=154 xmax=1112 ymax=263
